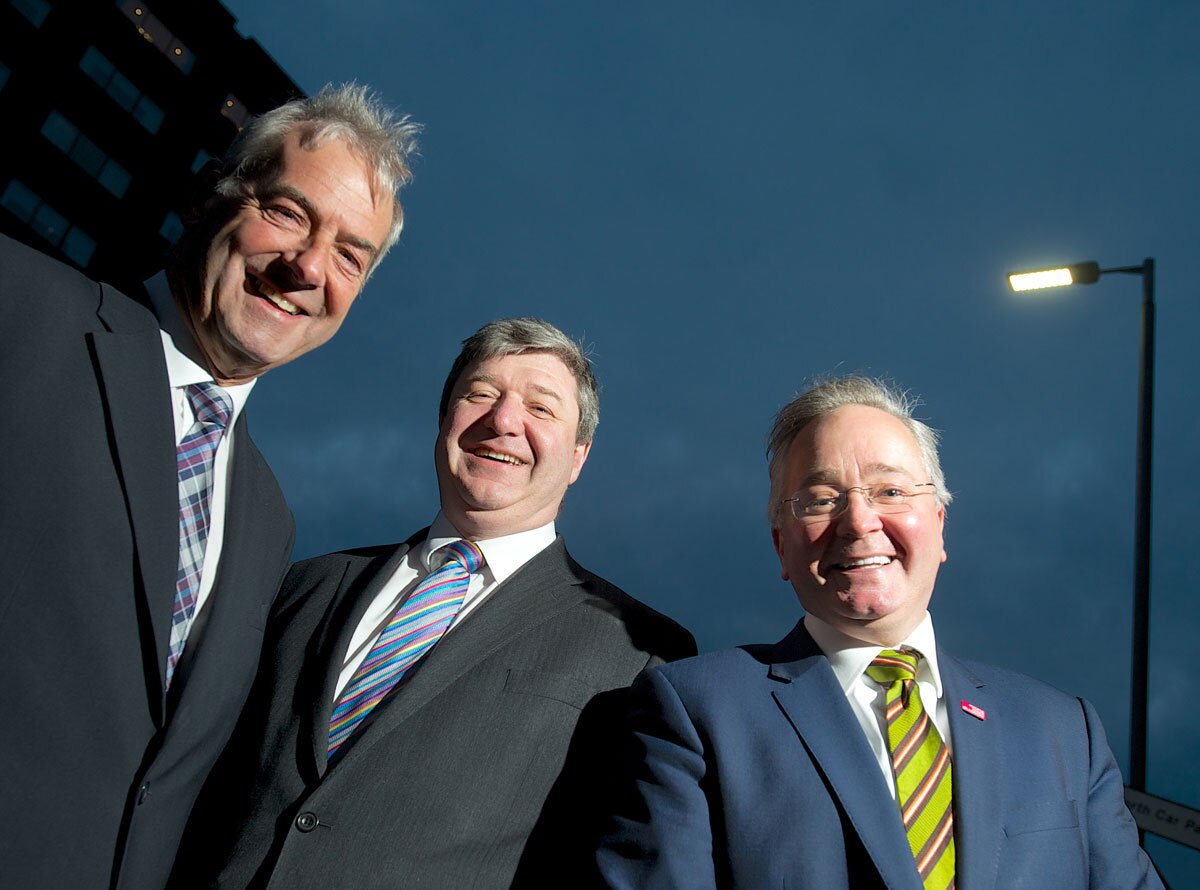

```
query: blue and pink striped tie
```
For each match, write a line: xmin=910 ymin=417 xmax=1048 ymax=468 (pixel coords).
xmin=327 ymin=539 xmax=485 ymax=758
xmin=165 ymin=382 xmax=232 ymax=689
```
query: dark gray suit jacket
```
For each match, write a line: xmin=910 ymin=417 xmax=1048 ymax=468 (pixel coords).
xmin=173 ymin=529 xmax=696 ymax=889
xmin=598 ymin=620 xmax=1163 ymax=889
xmin=0 ymin=235 xmax=295 ymax=889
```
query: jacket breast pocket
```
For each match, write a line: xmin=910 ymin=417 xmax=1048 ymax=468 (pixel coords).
xmin=502 ymin=668 xmax=597 ymax=710
xmin=1002 ymin=800 xmax=1080 ymax=836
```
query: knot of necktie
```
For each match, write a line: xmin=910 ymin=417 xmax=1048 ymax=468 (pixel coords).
xmin=438 ymin=538 xmax=485 ymax=575
xmin=185 ymin=382 xmax=232 ymax=429
xmin=865 ymin=648 xmax=920 ymax=705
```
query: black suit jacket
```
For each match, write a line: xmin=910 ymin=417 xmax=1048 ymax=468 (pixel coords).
xmin=173 ymin=529 xmax=696 ymax=889
xmin=0 ymin=235 xmax=295 ymax=889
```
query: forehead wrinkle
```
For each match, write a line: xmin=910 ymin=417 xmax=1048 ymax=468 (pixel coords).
xmin=800 ymin=462 xmax=917 ymax=487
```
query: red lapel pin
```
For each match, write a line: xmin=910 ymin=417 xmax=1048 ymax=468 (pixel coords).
xmin=961 ymin=700 xmax=986 ymax=721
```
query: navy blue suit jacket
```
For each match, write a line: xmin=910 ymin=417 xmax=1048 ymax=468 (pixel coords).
xmin=598 ymin=620 xmax=1163 ymax=889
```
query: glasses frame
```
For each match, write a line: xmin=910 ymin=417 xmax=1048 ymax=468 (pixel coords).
xmin=782 ymin=482 xmax=937 ymax=523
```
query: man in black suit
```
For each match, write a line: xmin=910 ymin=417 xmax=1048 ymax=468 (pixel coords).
xmin=0 ymin=84 xmax=419 ymax=889
xmin=173 ymin=317 xmax=696 ymax=889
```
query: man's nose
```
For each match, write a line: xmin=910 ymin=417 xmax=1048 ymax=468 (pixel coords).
xmin=835 ymin=489 xmax=883 ymax=536
xmin=282 ymin=241 xmax=327 ymax=287
xmin=487 ymin=394 xmax=523 ymax=433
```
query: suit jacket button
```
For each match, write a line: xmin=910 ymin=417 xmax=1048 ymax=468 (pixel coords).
xmin=295 ymin=812 xmax=318 ymax=832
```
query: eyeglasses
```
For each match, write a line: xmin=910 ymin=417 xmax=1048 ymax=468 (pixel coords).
xmin=783 ymin=482 xmax=937 ymax=522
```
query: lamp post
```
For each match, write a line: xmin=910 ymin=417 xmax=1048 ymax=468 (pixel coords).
xmin=1007 ymin=258 xmax=1156 ymax=796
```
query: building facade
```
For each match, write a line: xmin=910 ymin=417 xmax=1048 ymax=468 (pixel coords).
xmin=1 ymin=0 xmax=299 ymax=289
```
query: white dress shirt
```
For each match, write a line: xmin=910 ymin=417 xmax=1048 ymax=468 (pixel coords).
xmin=145 ymin=273 xmax=255 ymax=630
xmin=804 ymin=611 xmax=952 ymax=799
xmin=334 ymin=512 xmax=557 ymax=698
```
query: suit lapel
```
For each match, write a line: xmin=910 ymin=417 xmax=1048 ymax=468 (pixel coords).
xmin=769 ymin=623 xmax=925 ymax=890
xmin=941 ymin=652 xmax=1001 ymax=890
xmin=326 ymin=537 xmax=586 ymax=769
xmin=89 ymin=320 xmax=177 ymax=720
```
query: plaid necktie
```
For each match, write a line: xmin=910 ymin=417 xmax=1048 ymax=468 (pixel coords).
xmin=865 ymin=648 xmax=956 ymax=890
xmin=327 ymin=539 xmax=485 ymax=758
xmin=165 ymin=382 xmax=233 ymax=688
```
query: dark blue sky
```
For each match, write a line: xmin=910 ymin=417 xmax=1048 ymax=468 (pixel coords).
xmin=225 ymin=1 xmax=1200 ymax=879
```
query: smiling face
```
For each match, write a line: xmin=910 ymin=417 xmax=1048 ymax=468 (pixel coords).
xmin=436 ymin=352 xmax=592 ymax=540
xmin=771 ymin=404 xmax=947 ymax=646
xmin=182 ymin=129 xmax=394 ymax=384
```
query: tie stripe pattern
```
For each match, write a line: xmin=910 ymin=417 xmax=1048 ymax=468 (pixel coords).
xmin=165 ymin=382 xmax=233 ymax=688
xmin=865 ymin=648 xmax=956 ymax=890
xmin=327 ymin=539 xmax=484 ymax=758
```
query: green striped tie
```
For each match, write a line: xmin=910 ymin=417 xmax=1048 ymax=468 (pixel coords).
xmin=865 ymin=648 xmax=956 ymax=890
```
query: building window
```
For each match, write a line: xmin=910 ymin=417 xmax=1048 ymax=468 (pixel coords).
xmin=159 ymin=211 xmax=184 ymax=244
xmin=0 ymin=179 xmax=40 ymax=222
xmin=1 ymin=180 xmax=97 ymax=266
xmin=78 ymin=47 xmax=165 ymax=134
xmin=62 ymin=227 xmax=98 ymax=267
xmin=0 ymin=61 xmax=11 ymax=91
xmin=79 ymin=47 xmax=116 ymax=86
xmin=30 ymin=201 xmax=69 ymax=246
xmin=220 ymin=95 xmax=251 ymax=129
xmin=10 ymin=0 xmax=50 ymax=27
xmin=97 ymin=161 xmax=131 ymax=198
xmin=39 ymin=111 xmax=133 ymax=198
xmin=40 ymin=111 xmax=78 ymax=153
xmin=132 ymin=95 xmax=165 ymax=133
xmin=118 ymin=0 xmax=195 ymax=74
xmin=191 ymin=149 xmax=215 ymax=173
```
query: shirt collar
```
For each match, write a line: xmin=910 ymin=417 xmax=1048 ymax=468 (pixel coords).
xmin=421 ymin=511 xmax=556 ymax=584
xmin=145 ymin=271 xmax=255 ymax=414
xmin=804 ymin=611 xmax=943 ymax=700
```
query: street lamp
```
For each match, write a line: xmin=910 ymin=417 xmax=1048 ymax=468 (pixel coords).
xmin=1006 ymin=257 xmax=1156 ymax=796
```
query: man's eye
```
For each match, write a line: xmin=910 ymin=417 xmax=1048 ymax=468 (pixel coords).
xmin=338 ymin=248 xmax=364 ymax=274
xmin=876 ymin=486 xmax=906 ymax=499
xmin=808 ymin=495 xmax=840 ymax=509
xmin=529 ymin=404 xmax=552 ymax=416
xmin=266 ymin=205 xmax=303 ymax=224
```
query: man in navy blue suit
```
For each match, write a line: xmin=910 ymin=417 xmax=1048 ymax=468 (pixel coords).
xmin=598 ymin=376 xmax=1163 ymax=889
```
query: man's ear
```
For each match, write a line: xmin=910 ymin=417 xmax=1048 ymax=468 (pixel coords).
xmin=770 ymin=526 xmax=790 ymax=581
xmin=567 ymin=440 xmax=592 ymax=485
xmin=180 ymin=159 xmax=226 ymax=226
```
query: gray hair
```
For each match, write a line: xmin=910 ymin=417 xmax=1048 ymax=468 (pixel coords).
xmin=215 ymin=83 xmax=421 ymax=270
xmin=439 ymin=318 xmax=600 ymax=445
xmin=767 ymin=375 xmax=952 ymax=526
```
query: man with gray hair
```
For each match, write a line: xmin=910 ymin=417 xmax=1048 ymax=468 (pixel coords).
xmin=598 ymin=375 xmax=1163 ymax=889
xmin=0 ymin=84 xmax=419 ymax=888
xmin=173 ymin=317 xmax=696 ymax=888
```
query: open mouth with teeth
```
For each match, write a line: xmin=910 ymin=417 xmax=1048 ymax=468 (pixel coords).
xmin=250 ymin=276 xmax=303 ymax=316
xmin=834 ymin=556 xmax=893 ymax=570
xmin=472 ymin=448 xmax=527 ymax=466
